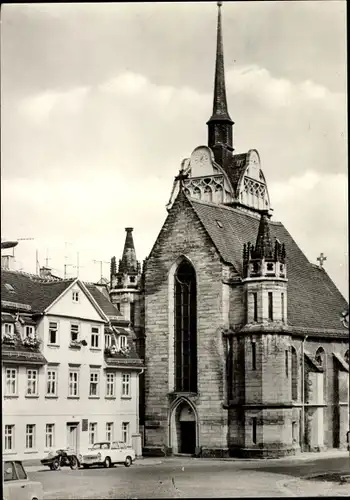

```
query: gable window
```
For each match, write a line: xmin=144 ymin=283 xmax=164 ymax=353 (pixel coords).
xmin=26 ymin=424 xmax=36 ymax=449
xmin=122 ymin=373 xmax=130 ymax=397
xmin=119 ymin=335 xmax=127 ymax=350
xmin=26 ymin=369 xmax=38 ymax=396
xmin=48 ymin=322 xmax=58 ymax=345
xmin=106 ymin=373 xmax=115 ymax=397
xmin=25 ymin=326 xmax=35 ymax=338
xmin=45 ymin=424 xmax=55 ymax=448
xmin=91 ymin=327 xmax=100 ymax=348
xmin=70 ymin=324 xmax=79 ymax=342
xmin=89 ymin=423 xmax=97 ymax=445
xmin=5 ymin=368 xmax=18 ymax=396
xmin=89 ymin=371 xmax=100 ymax=397
xmin=4 ymin=424 xmax=15 ymax=451
xmin=2 ymin=323 xmax=14 ymax=335
xmin=174 ymin=259 xmax=197 ymax=393
xmin=72 ymin=291 xmax=79 ymax=303
xmin=68 ymin=370 xmax=79 ymax=397
xmin=46 ymin=369 xmax=57 ymax=396
xmin=268 ymin=292 xmax=273 ymax=321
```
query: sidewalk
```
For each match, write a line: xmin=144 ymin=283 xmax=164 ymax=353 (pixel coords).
xmin=277 ymin=476 xmax=350 ymax=497
xmin=25 ymin=456 xmax=163 ymax=473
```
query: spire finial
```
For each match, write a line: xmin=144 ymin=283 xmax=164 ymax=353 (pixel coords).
xmin=207 ymin=0 xmax=234 ymax=154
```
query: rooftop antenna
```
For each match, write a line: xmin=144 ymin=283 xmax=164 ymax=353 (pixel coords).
xmin=93 ymin=259 xmax=109 ymax=281
xmin=64 ymin=241 xmax=74 ymax=279
xmin=45 ymin=248 xmax=51 ymax=268
xmin=73 ymin=252 xmax=84 ymax=278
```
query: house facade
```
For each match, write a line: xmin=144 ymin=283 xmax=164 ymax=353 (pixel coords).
xmin=2 ymin=269 xmax=143 ymax=462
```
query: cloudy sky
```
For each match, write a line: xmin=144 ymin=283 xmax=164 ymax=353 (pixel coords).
xmin=1 ymin=1 xmax=348 ymax=299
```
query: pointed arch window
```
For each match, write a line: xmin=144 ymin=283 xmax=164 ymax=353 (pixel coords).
xmin=174 ymin=260 xmax=197 ymax=393
xmin=215 ymin=185 xmax=223 ymax=203
xmin=203 ymin=185 xmax=213 ymax=202
xmin=193 ymin=187 xmax=201 ymax=200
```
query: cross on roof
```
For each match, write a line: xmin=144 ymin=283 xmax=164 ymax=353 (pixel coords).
xmin=175 ymin=170 xmax=189 ymax=189
xmin=317 ymin=252 xmax=327 ymax=268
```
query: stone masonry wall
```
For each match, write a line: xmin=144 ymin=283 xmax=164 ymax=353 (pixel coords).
xmin=144 ymin=193 xmax=230 ymax=455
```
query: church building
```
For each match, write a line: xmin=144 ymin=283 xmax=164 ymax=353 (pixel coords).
xmin=113 ymin=3 xmax=349 ymax=458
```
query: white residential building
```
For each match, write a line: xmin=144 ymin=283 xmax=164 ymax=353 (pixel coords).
xmin=2 ymin=270 xmax=143 ymax=462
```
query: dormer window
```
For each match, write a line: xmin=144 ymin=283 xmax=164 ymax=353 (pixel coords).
xmin=4 ymin=283 xmax=15 ymax=293
xmin=72 ymin=291 xmax=79 ymax=303
xmin=2 ymin=323 xmax=14 ymax=335
xmin=25 ymin=326 xmax=35 ymax=339
xmin=119 ymin=336 xmax=127 ymax=349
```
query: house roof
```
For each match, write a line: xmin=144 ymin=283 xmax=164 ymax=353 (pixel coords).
xmin=183 ymin=195 xmax=348 ymax=332
xmin=1 ymin=270 xmax=73 ymax=313
xmin=85 ymin=284 xmax=122 ymax=319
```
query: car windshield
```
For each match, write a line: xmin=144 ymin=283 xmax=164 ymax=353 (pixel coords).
xmin=4 ymin=462 xmax=16 ymax=482
xmin=92 ymin=443 xmax=110 ymax=450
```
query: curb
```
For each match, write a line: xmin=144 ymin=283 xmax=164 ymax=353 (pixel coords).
xmin=27 ymin=460 xmax=163 ymax=473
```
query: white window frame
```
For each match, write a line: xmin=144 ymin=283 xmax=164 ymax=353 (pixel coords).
xmin=4 ymin=424 xmax=15 ymax=451
xmin=25 ymin=325 xmax=35 ymax=338
xmin=121 ymin=373 xmax=131 ymax=397
xmin=104 ymin=333 xmax=112 ymax=348
xmin=5 ymin=367 xmax=18 ymax=396
xmin=72 ymin=291 xmax=79 ymax=303
xmin=26 ymin=424 xmax=36 ymax=449
xmin=119 ymin=335 xmax=127 ymax=349
xmin=70 ymin=324 xmax=80 ymax=342
xmin=46 ymin=368 xmax=58 ymax=396
xmin=26 ymin=369 xmax=38 ymax=396
xmin=106 ymin=422 xmax=114 ymax=442
xmin=45 ymin=423 xmax=55 ymax=448
xmin=121 ymin=422 xmax=129 ymax=444
xmin=2 ymin=323 xmax=14 ymax=335
xmin=48 ymin=321 xmax=58 ymax=345
xmin=89 ymin=422 xmax=97 ymax=445
xmin=91 ymin=327 xmax=100 ymax=348
xmin=68 ymin=370 xmax=79 ymax=397
xmin=89 ymin=370 xmax=100 ymax=397
xmin=106 ymin=372 xmax=115 ymax=397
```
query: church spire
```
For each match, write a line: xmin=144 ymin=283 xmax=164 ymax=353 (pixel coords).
xmin=118 ymin=227 xmax=138 ymax=273
xmin=207 ymin=2 xmax=234 ymax=152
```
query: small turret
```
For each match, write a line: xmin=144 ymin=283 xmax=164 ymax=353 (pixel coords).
xmin=243 ymin=211 xmax=288 ymax=325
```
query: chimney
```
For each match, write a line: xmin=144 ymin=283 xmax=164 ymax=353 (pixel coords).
xmin=40 ymin=266 xmax=53 ymax=279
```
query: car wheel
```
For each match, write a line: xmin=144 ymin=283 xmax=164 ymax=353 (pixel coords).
xmin=70 ymin=456 xmax=79 ymax=470
xmin=104 ymin=456 xmax=112 ymax=468
xmin=124 ymin=456 xmax=132 ymax=467
xmin=52 ymin=459 xmax=60 ymax=471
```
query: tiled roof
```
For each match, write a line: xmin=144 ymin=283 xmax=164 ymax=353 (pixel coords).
xmin=187 ymin=197 xmax=348 ymax=332
xmin=85 ymin=284 xmax=121 ymax=319
xmin=1 ymin=270 xmax=73 ymax=313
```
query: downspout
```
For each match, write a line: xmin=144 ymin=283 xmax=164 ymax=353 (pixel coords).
xmin=301 ymin=334 xmax=308 ymax=452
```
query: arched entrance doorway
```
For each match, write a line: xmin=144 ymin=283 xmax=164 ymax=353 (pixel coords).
xmin=170 ymin=399 xmax=197 ymax=455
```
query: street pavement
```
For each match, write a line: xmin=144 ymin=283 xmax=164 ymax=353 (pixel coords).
xmin=27 ymin=454 xmax=350 ymax=498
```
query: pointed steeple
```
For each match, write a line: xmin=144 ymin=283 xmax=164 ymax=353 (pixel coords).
xmin=207 ymin=2 xmax=234 ymax=152
xmin=253 ymin=211 xmax=273 ymax=259
xmin=119 ymin=227 xmax=138 ymax=273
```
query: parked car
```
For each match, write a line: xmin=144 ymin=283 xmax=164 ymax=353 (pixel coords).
xmin=41 ymin=448 xmax=79 ymax=470
xmin=3 ymin=460 xmax=44 ymax=500
xmin=78 ymin=441 xmax=136 ymax=468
